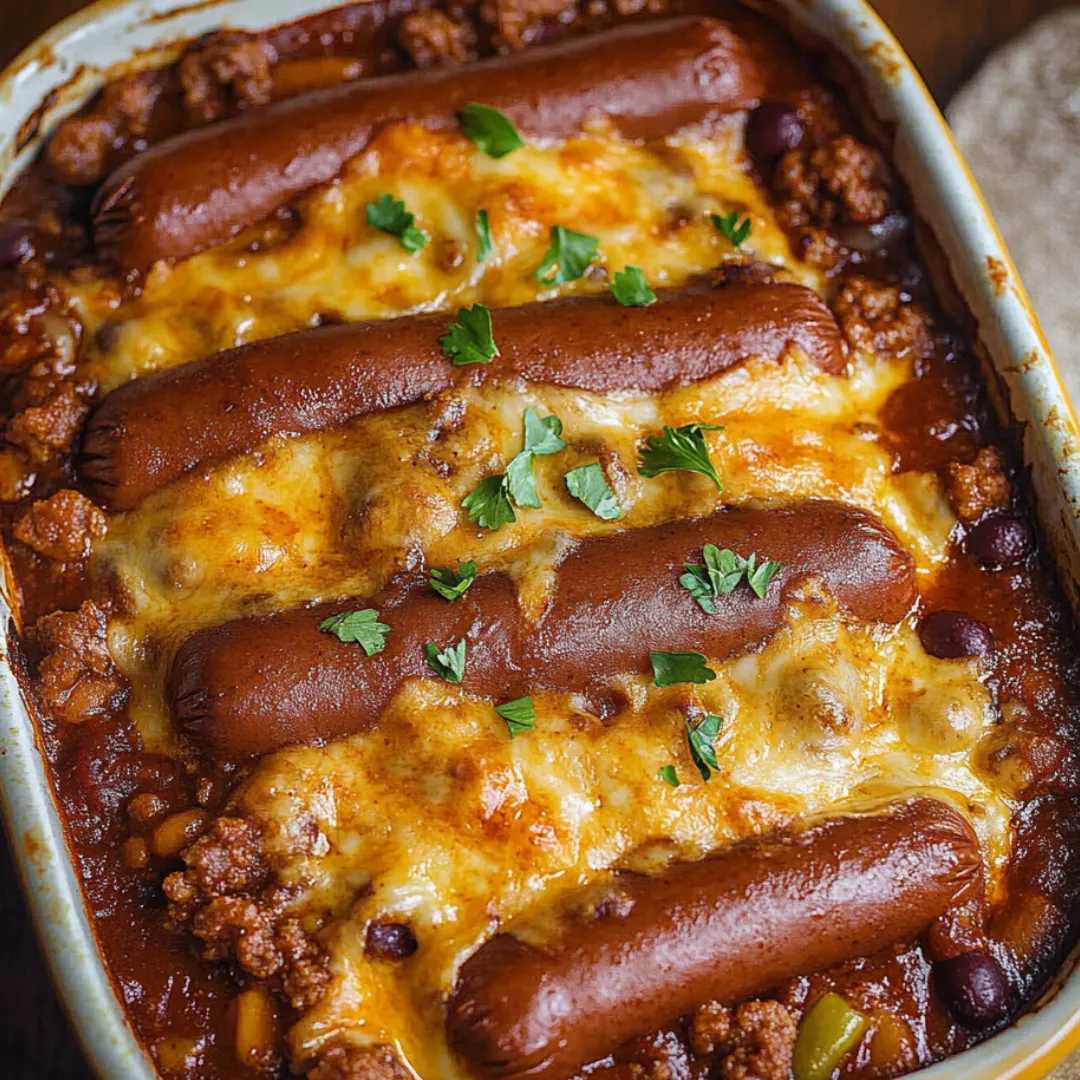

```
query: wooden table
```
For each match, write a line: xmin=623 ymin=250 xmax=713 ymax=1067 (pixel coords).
xmin=0 ymin=0 xmax=1069 ymax=1077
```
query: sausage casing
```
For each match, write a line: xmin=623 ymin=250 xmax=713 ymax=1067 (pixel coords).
xmin=447 ymin=798 xmax=984 ymax=1080
xmin=169 ymin=501 xmax=914 ymax=758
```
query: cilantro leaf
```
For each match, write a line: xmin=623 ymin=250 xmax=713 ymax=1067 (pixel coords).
xmin=496 ymin=696 xmax=535 ymax=738
xmin=430 ymin=560 xmax=478 ymax=602
xmin=319 ymin=609 xmax=391 ymax=656
xmin=425 ymin=638 xmax=467 ymax=684
xmin=638 ymin=423 xmax=724 ymax=488
xmin=440 ymin=304 xmax=500 ymax=366
xmin=535 ymin=226 xmax=600 ymax=284
xmin=476 ymin=208 xmax=494 ymax=262
xmin=365 ymin=193 xmax=427 ymax=251
xmin=711 ymin=210 xmax=752 ymax=248
xmin=463 ymin=474 xmax=516 ymax=530
xmin=565 ymin=463 xmax=623 ymax=520
xmin=658 ymin=764 xmax=680 ymax=787
xmin=460 ymin=103 xmax=525 ymax=158
xmin=686 ymin=713 xmax=723 ymax=782
xmin=609 ymin=265 xmax=657 ymax=307
xmin=506 ymin=451 xmax=541 ymax=509
xmin=680 ymin=546 xmax=783 ymax=613
xmin=650 ymin=650 xmax=716 ymax=688
xmin=522 ymin=407 xmax=566 ymax=456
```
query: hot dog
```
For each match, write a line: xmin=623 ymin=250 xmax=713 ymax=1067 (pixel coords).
xmin=169 ymin=501 xmax=914 ymax=758
xmin=446 ymin=797 xmax=984 ymax=1080
xmin=92 ymin=15 xmax=800 ymax=269
xmin=79 ymin=279 xmax=844 ymax=512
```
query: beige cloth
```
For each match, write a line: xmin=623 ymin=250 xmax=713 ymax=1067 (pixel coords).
xmin=947 ymin=11 xmax=1080 ymax=1079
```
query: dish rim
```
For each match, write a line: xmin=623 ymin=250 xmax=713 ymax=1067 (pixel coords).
xmin=2 ymin=1 xmax=1080 ymax=1078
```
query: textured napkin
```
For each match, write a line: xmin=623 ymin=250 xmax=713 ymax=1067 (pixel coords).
xmin=949 ymin=9 xmax=1080 ymax=408
xmin=949 ymin=13 xmax=1080 ymax=1077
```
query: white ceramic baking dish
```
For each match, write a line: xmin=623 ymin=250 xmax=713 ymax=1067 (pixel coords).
xmin=2 ymin=1 xmax=1079 ymax=1078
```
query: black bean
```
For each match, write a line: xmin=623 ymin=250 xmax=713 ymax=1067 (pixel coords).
xmin=365 ymin=920 xmax=418 ymax=960
xmin=936 ymin=951 xmax=1011 ymax=1028
xmin=745 ymin=102 xmax=804 ymax=164
xmin=919 ymin=610 xmax=995 ymax=660
xmin=966 ymin=514 xmax=1034 ymax=568
xmin=0 ymin=218 xmax=34 ymax=267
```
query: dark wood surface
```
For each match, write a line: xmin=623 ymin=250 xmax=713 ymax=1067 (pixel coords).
xmin=0 ymin=0 xmax=1068 ymax=1077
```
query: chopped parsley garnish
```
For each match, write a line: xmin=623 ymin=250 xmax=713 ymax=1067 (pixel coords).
xmin=658 ymin=764 xmax=681 ymax=787
xmin=440 ymin=304 xmax=499 ymax=366
xmin=609 ymin=265 xmax=657 ymax=307
xmin=462 ymin=408 xmax=566 ymax=530
xmin=430 ymin=560 xmax=478 ymax=602
xmin=365 ymin=193 xmax=426 ymax=251
xmin=681 ymin=546 xmax=783 ymax=613
xmin=650 ymin=650 xmax=716 ymax=688
xmin=463 ymin=474 xmax=516 ymax=530
xmin=535 ymin=226 xmax=600 ymax=284
xmin=496 ymin=696 xmax=535 ymax=738
xmin=425 ymin=638 xmax=467 ymax=684
xmin=460 ymin=103 xmax=525 ymax=158
xmin=476 ymin=208 xmax=494 ymax=262
xmin=318 ymin=609 xmax=391 ymax=656
xmin=565 ymin=463 xmax=623 ymax=520
xmin=711 ymin=210 xmax=752 ymax=248
xmin=638 ymin=423 xmax=724 ymax=488
xmin=686 ymin=713 xmax=723 ymax=782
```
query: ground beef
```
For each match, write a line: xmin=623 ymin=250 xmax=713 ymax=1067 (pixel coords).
xmin=278 ymin=916 xmax=332 ymax=1010
xmin=308 ymin=1045 xmax=410 ymax=1080
xmin=163 ymin=816 xmax=269 ymax=911
xmin=397 ymin=11 xmax=477 ymax=67
xmin=193 ymin=896 xmax=282 ymax=977
xmin=13 ymin=489 xmax=106 ymax=562
xmin=478 ymin=0 xmax=578 ymax=50
xmin=5 ymin=382 xmax=88 ymax=464
xmin=690 ymin=1000 xmax=797 ymax=1080
xmin=0 ymin=284 xmax=53 ymax=371
xmin=830 ymin=276 xmax=935 ymax=363
xmin=179 ymin=33 xmax=277 ymax=125
xmin=0 ymin=449 xmax=35 ymax=502
xmin=30 ymin=601 xmax=125 ymax=725
xmin=943 ymin=446 xmax=1012 ymax=524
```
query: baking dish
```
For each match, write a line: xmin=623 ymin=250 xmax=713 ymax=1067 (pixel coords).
xmin=2 ymin=1 xmax=1080 ymax=1078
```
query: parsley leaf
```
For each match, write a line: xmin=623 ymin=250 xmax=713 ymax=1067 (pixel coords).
xmin=638 ymin=423 xmax=724 ymax=488
xmin=463 ymin=474 xmax=516 ymax=530
xmin=440 ymin=304 xmax=499 ymax=366
xmin=460 ymin=103 xmax=525 ymax=158
xmin=535 ymin=226 xmax=600 ymax=284
xmin=430 ymin=560 xmax=478 ymax=602
xmin=711 ymin=210 xmax=752 ymax=248
xmin=476 ymin=208 xmax=494 ymax=262
xmin=506 ymin=451 xmax=541 ymax=509
xmin=319 ymin=609 xmax=391 ymax=656
xmin=425 ymin=638 xmax=467 ymax=684
xmin=658 ymin=764 xmax=680 ymax=787
xmin=365 ymin=193 xmax=427 ymax=251
xmin=680 ymin=546 xmax=783 ymax=613
xmin=496 ymin=696 xmax=535 ymax=737
xmin=565 ymin=463 xmax=623 ymax=520
xmin=650 ymin=650 xmax=716 ymax=688
xmin=686 ymin=713 xmax=723 ymax=782
xmin=522 ymin=407 xmax=566 ymax=456
xmin=609 ymin=265 xmax=657 ymax=307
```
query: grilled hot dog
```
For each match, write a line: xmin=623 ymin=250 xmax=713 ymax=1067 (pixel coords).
xmin=79 ymin=279 xmax=844 ymax=512
xmin=446 ymin=797 xmax=984 ymax=1080
xmin=169 ymin=501 xmax=914 ymax=758
xmin=92 ymin=15 xmax=802 ymax=268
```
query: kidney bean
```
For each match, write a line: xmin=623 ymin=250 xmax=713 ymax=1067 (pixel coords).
xmin=745 ymin=102 xmax=804 ymax=163
xmin=936 ymin=951 xmax=1011 ymax=1028
xmin=0 ymin=218 xmax=34 ymax=266
xmin=366 ymin=921 xmax=418 ymax=959
xmin=966 ymin=514 xmax=1033 ymax=568
xmin=919 ymin=611 xmax=995 ymax=660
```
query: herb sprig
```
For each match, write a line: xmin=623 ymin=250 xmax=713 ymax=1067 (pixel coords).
xmin=681 ymin=547 xmax=783 ymax=613
xmin=440 ymin=304 xmax=499 ymax=366
xmin=425 ymin=638 xmax=467 ymax=684
xmin=638 ymin=423 xmax=724 ymax=488
xmin=711 ymin=210 xmax=752 ymax=248
xmin=496 ymin=696 xmax=535 ymax=738
xmin=565 ymin=463 xmax=623 ymax=520
xmin=460 ymin=103 xmax=525 ymax=158
xmin=319 ymin=610 xmax=391 ymax=656
xmin=609 ymin=266 xmax=657 ymax=307
xmin=686 ymin=713 xmax=723 ymax=782
xmin=535 ymin=226 xmax=599 ymax=284
xmin=650 ymin=650 xmax=716 ymax=688
xmin=366 ymin=193 xmax=426 ymax=252
xmin=430 ymin=560 xmax=478 ymax=602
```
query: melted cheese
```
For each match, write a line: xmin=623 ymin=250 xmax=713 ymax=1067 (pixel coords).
xmin=59 ymin=120 xmax=1015 ymax=1073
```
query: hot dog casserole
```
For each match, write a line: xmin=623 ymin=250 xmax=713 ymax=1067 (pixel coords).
xmin=2 ymin=2 xmax=1080 ymax=1079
